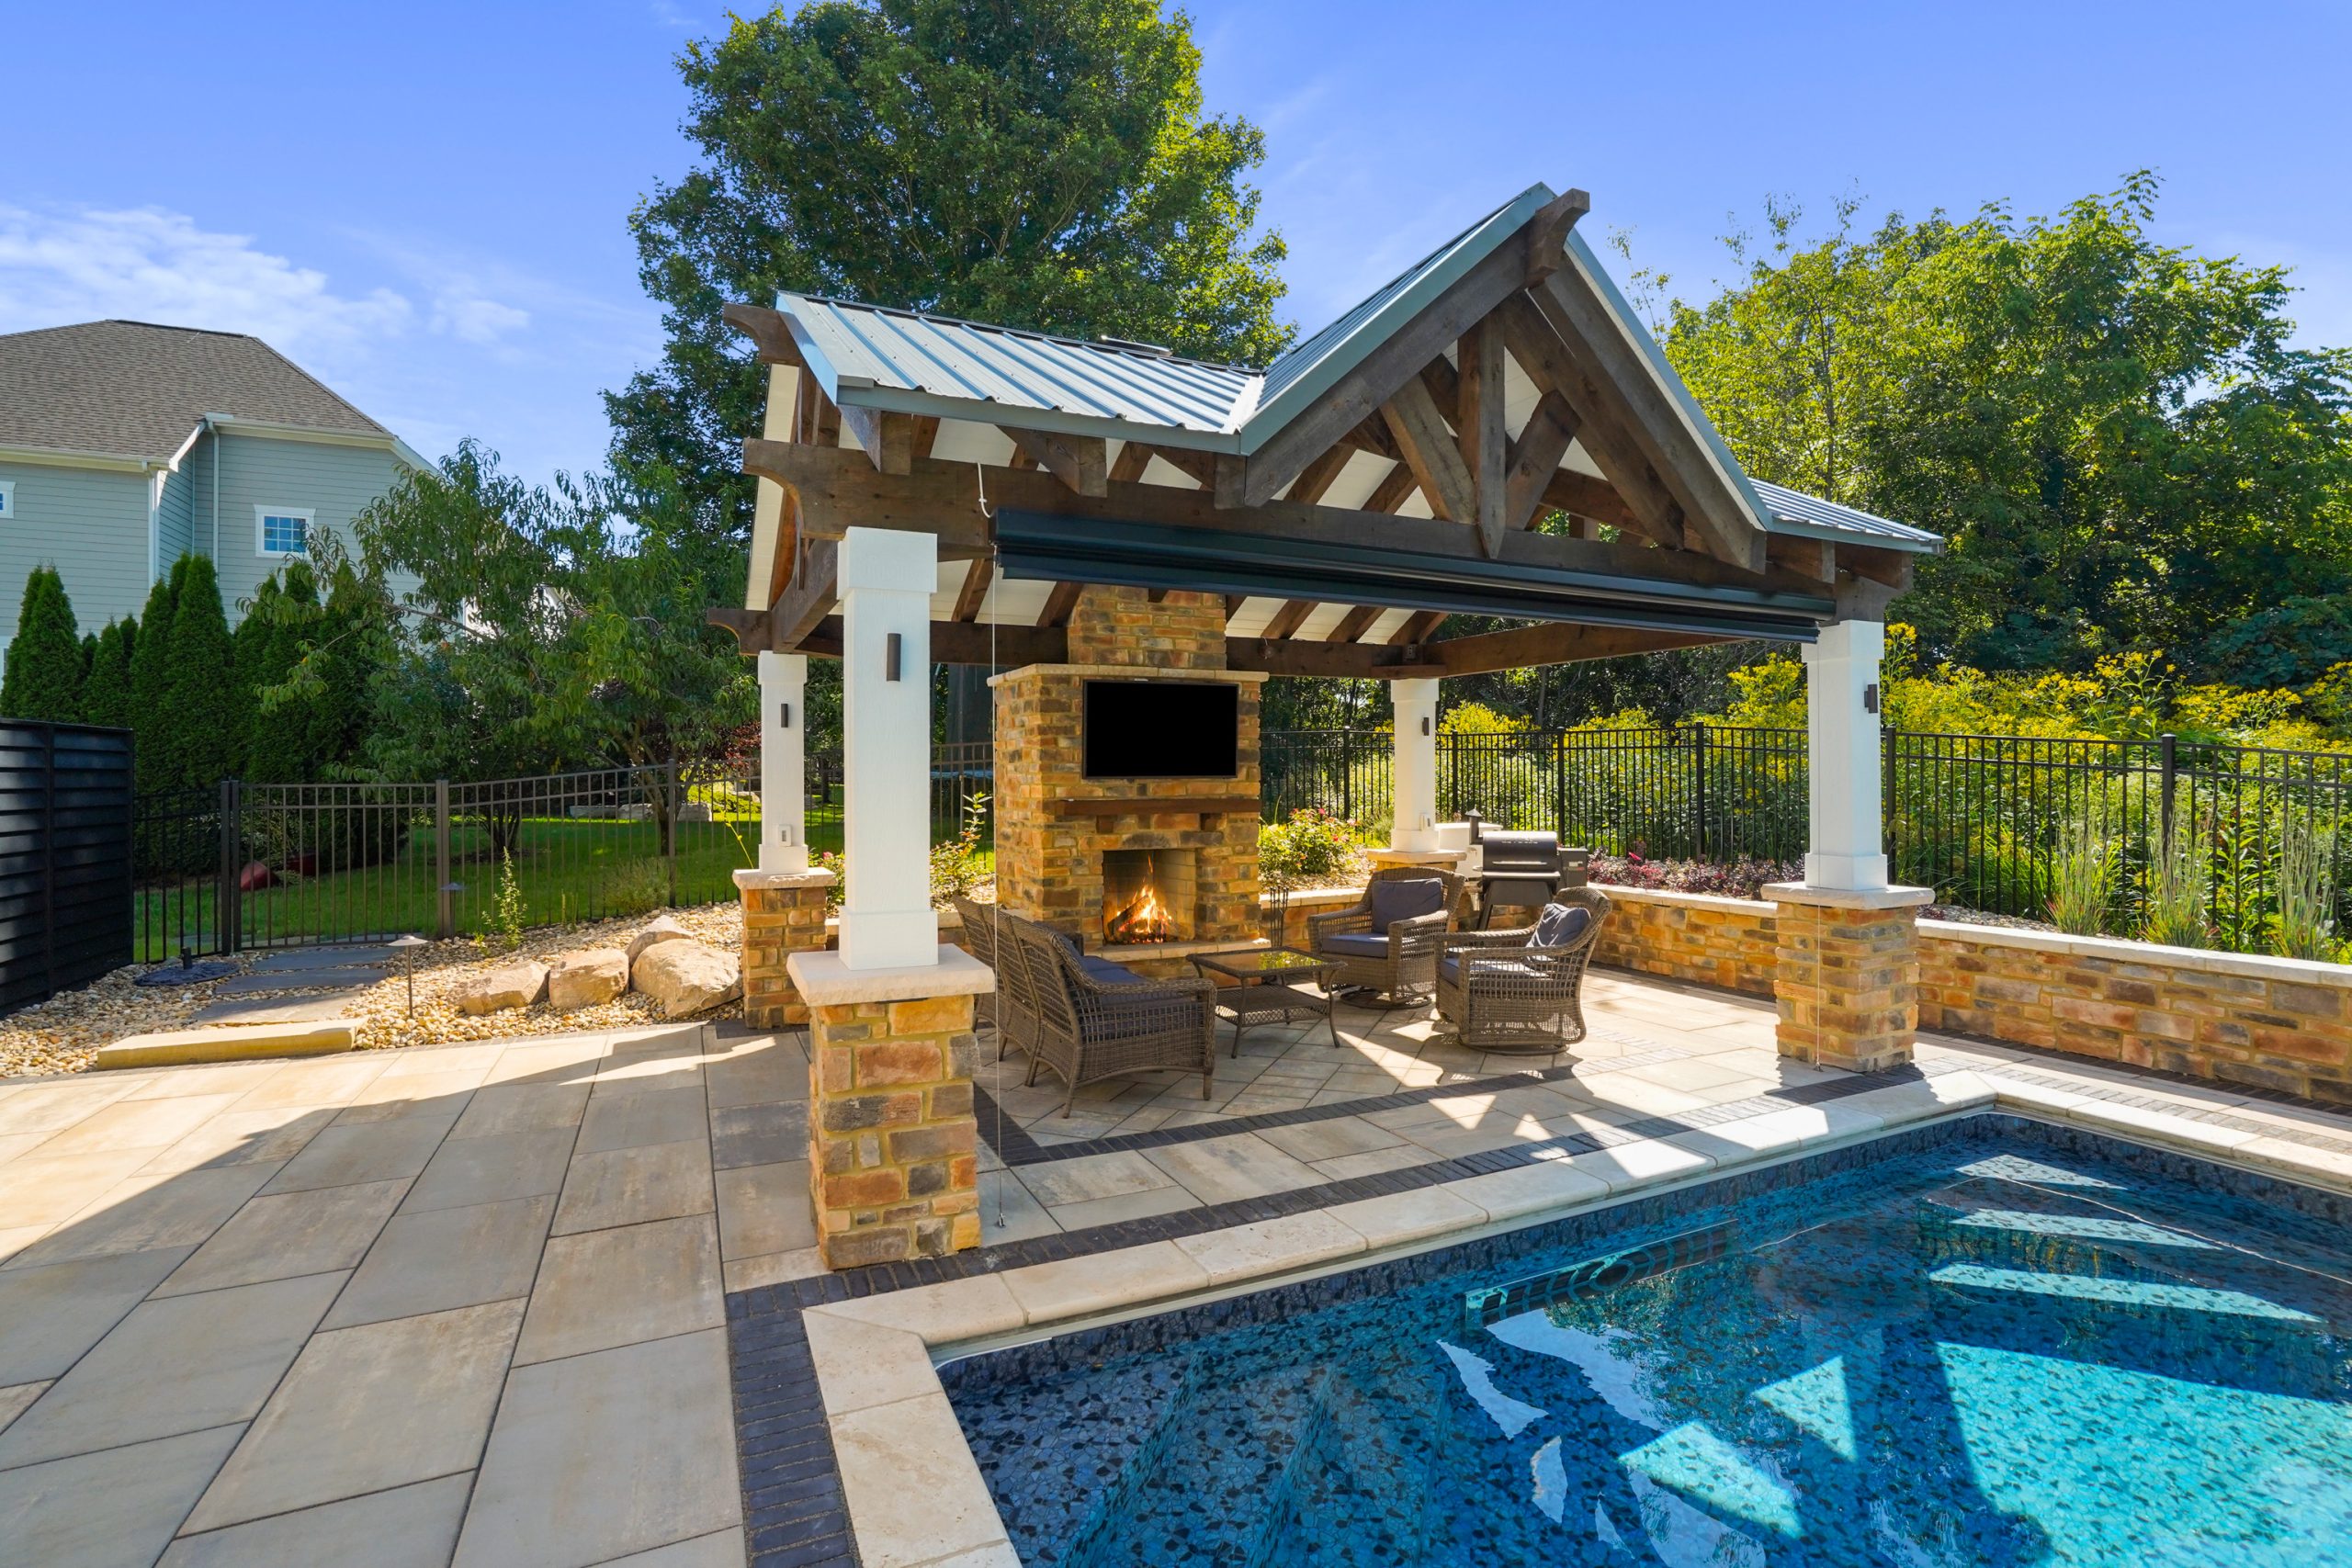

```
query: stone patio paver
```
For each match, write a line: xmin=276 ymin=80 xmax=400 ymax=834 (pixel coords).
xmin=0 ymin=1425 xmax=243 ymax=1568
xmin=159 ymin=1472 xmax=472 ymax=1568
xmin=516 ymin=1213 xmax=722 ymax=1365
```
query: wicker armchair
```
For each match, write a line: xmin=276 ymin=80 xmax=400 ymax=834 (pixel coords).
xmin=1306 ymin=866 xmax=1469 ymax=1002
xmin=952 ymin=896 xmax=1011 ymax=1055
xmin=1435 ymin=887 xmax=1611 ymax=1053
xmin=1003 ymin=916 xmax=1218 ymax=1116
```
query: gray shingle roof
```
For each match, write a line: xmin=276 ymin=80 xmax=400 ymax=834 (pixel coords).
xmin=0 ymin=320 xmax=390 ymax=463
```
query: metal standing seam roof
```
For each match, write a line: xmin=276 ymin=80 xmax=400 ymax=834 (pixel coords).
xmin=773 ymin=185 xmax=1942 ymax=557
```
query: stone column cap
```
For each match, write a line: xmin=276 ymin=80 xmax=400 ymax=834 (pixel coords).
xmin=786 ymin=945 xmax=996 ymax=1006
xmin=1761 ymin=882 xmax=1934 ymax=911
xmin=732 ymin=867 xmax=838 ymax=891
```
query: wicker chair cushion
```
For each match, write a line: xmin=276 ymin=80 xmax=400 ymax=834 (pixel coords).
xmin=1439 ymin=955 xmax=1546 ymax=985
xmin=1317 ymin=931 xmax=1391 ymax=959
xmin=1080 ymin=955 xmax=1145 ymax=984
xmin=1531 ymin=903 xmax=1593 ymax=948
xmin=1366 ymin=877 xmax=1446 ymax=934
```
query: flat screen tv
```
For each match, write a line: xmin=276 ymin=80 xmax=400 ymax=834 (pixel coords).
xmin=1083 ymin=680 xmax=1238 ymax=779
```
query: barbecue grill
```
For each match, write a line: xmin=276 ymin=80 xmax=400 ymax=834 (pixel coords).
xmin=1466 ymin=819 xmax=1591 ymax=927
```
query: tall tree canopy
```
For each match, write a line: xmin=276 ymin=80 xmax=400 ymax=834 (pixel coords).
xmin=1654 ymin=174 xmax=2352 ymax=675
xmin=609 ymin=0 xmax=1293 ymax=539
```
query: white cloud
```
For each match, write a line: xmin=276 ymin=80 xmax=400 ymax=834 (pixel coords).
xmin=0 ymin=204 xmax=414 ymax=354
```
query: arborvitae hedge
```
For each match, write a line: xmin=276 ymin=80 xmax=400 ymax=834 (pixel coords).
xmin=129 ymin=561 xmax=182 ymax=792
xmin=158 ymin=556 xmax=247 ymax=790
xmin=1 ymin=566 xmax=85 ymax=722
xmin=82 ymin=618 xmax=136 ymax=731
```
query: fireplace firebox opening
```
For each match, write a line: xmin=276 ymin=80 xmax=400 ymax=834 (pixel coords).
xmin=1102 ymin=849 xmax=1198 ymax=945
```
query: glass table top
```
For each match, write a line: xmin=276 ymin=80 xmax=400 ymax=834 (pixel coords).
xmin=1192 ymin=946 xmax=1332 ymax=977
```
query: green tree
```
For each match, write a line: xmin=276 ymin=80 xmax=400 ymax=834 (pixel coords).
xmin=1657 ymin=173 xmax=2352 ymax=672
xmin=82 ymin=617 xmax=136 ymax=732
xmin=609 ymin=0 xmax=1293 ymax=539
xmin=128 ymin=562 xmax=183 ymax=791
xmin=157 ymin=555 xmax=247 ymax=788
xmin=1 ymin=566 xmax=85 ymax=722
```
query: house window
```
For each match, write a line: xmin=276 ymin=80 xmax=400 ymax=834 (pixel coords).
xmin=0 ymin=481 xmax=14 ymax=522
xmin=255 ymin=507 xmax=311 ymax=557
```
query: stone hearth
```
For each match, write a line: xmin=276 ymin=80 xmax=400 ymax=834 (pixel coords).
xmin=991 ymin=587 xmax=1265 ymax=971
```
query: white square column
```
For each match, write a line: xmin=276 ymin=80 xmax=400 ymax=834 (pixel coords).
xmin=836 ymin=525 xmax=940 ymax=969
xmin=756 ymin=650 xmax=808 ymax=873
xmin=1389 ymin=677 xmax=1441 ymax=852
xmin=1802 ymin=618 xmax=1889 ymax=891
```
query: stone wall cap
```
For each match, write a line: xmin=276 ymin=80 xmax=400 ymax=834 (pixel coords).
xmin=986 ymin=662 xmax=1271 ymax=687
xmin=786 ymin=944 xmax=996 ymax=1005
xmin=732 ymin=867 xmax=839 ymax=891
xmin=1922 ymin=918 xmax=2352 ymax=987
xmin=1588 ymin=883 xmax=1777 ymax=916
xmin=1763 ymin=883 xmax=1935 ymax=911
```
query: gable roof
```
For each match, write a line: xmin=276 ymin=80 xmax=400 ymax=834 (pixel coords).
xmin=0 ymin=320 xmax=392 ymax=465
xmin=769 ymin=185 xmax=1939 ymax=556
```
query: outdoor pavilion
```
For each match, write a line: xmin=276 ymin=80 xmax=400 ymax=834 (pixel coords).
xmin=711 ymin=182 xmax=1943 ymax=1264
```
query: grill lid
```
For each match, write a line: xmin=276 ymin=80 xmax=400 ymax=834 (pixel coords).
xmin=1476 ymin=830 xmax=1562 ymax=875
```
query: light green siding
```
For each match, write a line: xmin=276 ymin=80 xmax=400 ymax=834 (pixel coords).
xmin=156 ymin=463 xmax=195 ymax=570
xmin=0 ymin=460 xmax=153 ymax=645
xmin=180 ymin=431 xmax=404 ymax=619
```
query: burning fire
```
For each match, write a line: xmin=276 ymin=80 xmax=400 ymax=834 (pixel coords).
xmin=1105 ymin=882 xmax=1176 ymax=944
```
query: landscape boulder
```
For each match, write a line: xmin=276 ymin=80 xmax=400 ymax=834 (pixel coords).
xmin=456 ymin=960 xmax=549 ymax=1015
xmin=627 ymin=915 xmax=693 ymax=965
xmin=631 ymin=940 xmax=741 ymax=1019
xmin=547 ymin=948 xmax=630 ymax=1010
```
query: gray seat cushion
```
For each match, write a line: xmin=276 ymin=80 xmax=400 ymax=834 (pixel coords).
xmin=1366 ymin=877 xmax=1446 ymax=934
xmin=1440 ymin=955 xmax=1544 ymax=986
xmin=1317 ymin=931 xmax=1390 ymax=959
xmin=1531 ymin=903 xmax=1593 ymax=948
xmin=1080 ymin=955 xmax=1146 ymax=985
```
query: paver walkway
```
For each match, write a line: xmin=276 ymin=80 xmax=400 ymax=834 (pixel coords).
xmin=0 ymin=1021 xmax=806 ymax=1567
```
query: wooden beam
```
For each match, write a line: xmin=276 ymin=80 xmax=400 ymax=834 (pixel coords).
xmin=1337 ymin=413 xmax=1402 ymax=464
xmin=762 ymin=485 xmax=802 ymax=610
xmin=1381 ymin=377 xmax=1477 ymax=525
xmin=1223 ymin=592 xmax=1247 ymax=618
xmin=1390 ymin=608 xmax=1449 ymax=646
xmin=1001 ymin=428 xmax=1107 ymax=496
xmin=1496 ymin=293 xmax=1684 ymax=547
xmin=1036 ymin=581 xmax=1086 ymax=628
xmin=797 ymin=617 xmax=1069 ymax=668
xmin=719 ymin=302 xmax=805 ymax=367
xmin=1540 ymin=468 xmax=1638 ymax=531
xmin=706 ymin=605 xmax=768 ymax=650
xmin=1766 ymin=533 xmax=1837 ymax=584
xmin=1005 ymin=442 xmax=1038 ymax=471
xmin=1529 ymin=267 xmax=1765 ymax=570
xmin=1522 ymin=188 xmax=1591 ymax=284
xmin=741 ymin=444 xmax=1838 ymax=605
xmin=1324 ymin=604 xmax=1382 ymax=644
xmin=1838 ymin=543 xmax=1912 ymax=589
xmin=910 ymin=416 xmax=940 ymax=461
xmin=770 ymin=536 xmax=839 ymax=648
xmin=1225 ymin=638 xmax=1446 ymax=680
xmin=1364 ymin=463 xmax=1419 ymax=514
xmin=1108 ymin=441 xmax=1155 ymax=484
xmin=1261 ymin=599 xmax=1317 ymax=641
xmin=1244 ymin=186 xmax=1591 ymax=506
xmin=1458 ymin=319 xmax=1509 ymax=557
xmin=838 ymin=405 xmax=913 ymax=474
xmin=1419 ymin=355 xmax=1461 ymax=427
xmin=952 ymin=558 xmax=993 ymax=622
xmin=1503 ymin=391 xmax=1582 ymax=533
xmin=1148 ymin=445 xmax=1216 ymax=489
xmin=1287 ymin=443 xmax=1354 ymax=506
xmin=1428 ymin=621 xmax=1737 ymax=678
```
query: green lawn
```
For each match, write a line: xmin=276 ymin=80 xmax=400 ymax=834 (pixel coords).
xmin=131 ymin=812 xmax=994 ymax=959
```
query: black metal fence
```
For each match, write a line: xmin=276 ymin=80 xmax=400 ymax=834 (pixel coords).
xmin=0 ymin=720 xmax=133 ymax=1010
xmin=130 ymin=747 xmax=1000 ymax=961
xmin=1264 ymin=724 xmax=2352 ymax=936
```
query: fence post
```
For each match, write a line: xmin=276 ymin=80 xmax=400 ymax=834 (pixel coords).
xmin=215 ymin=778 xmax=243 ymax=956
xmin=435 ymin=779 xmax=453 ymax=939
xmin=2158 ymin=732 xmax=2178 ymax=852
xmin=1692 ymin=722 xmax=1709 ymax=861
xmin=665 ymin=760 xmax=681 ymax=908
xmin=1555 ymin=732 xmax=1567 ymax=841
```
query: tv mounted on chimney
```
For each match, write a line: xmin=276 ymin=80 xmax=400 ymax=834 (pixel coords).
xmin=1082 ymin=680 xmax=1239 ymax=779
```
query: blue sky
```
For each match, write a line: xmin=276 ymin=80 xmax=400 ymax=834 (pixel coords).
xmin=5 ymin=1 xmax=2346 ymax=485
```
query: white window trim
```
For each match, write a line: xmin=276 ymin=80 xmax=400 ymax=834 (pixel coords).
xmin=254 ymin=505 xmax=313 ymax=558
xmin=0 ymin=480 xmax=15 ymax=522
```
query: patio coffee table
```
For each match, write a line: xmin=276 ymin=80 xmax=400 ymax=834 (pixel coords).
xmin=1190 ymin=947 xmax=1342 ymax=1057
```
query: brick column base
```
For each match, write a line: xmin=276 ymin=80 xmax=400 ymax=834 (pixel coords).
xmin=735 ymin=868 xmax=836 ymax=1029
xmin=786 ymin=947 xmax=995 ymax=1269
xmin=1763 ymin=884 xmax=1934 ymax=1074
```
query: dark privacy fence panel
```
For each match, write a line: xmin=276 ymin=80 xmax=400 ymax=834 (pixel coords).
xmin=0 ymin=721 xmax=133 ymax=1012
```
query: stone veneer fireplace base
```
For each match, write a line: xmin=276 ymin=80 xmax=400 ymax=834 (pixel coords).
xmin=990 ymin=587 xmax=1266 ymax=973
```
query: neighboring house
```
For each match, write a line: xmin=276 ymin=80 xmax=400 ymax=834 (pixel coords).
xmin=0 ymin=320 xmax=424 ymax=649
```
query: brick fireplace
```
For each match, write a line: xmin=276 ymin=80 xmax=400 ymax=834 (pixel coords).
xmin=989 ymin=587 xmax=1265 ymax=973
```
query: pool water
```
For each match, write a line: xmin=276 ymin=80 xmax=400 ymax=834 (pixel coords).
xmin=944 ymin=1119 xmax=2352 ymax=1566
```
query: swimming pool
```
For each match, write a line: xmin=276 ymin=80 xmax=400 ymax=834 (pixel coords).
xmin=943 ymin=1115 xmax=2352 ymax=1566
